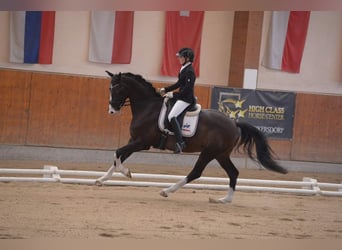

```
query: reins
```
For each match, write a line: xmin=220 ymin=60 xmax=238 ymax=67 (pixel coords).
xmin=122 ymin=100 xmax=131 ymax=107
xmin=120 ymin=96 xmax=162 ymax=108
xmin=113 ymin=73 xmax=163 ymax=108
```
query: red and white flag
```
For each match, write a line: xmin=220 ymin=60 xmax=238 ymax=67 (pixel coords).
xmin=88 ymin=11 xmax=134 ymax=64
xmin=262 ymin=11 xmax=310 ymax=73
xmin=161 ymin=11 xmax=204 ymax=76
xmin=10 ymin=11 xmax=55 ymax=64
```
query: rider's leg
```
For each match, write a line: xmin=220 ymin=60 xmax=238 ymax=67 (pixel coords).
xmin=168 ymin=100 xmax=190 ymax=153
xmin=170 ymin=117 xmax=185 ymax=153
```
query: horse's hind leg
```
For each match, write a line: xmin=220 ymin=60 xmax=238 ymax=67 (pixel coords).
xmin=209 ymin=155 xmax=239 ymax=204
xmin=160 ymin=149 xmax=214 ymax=198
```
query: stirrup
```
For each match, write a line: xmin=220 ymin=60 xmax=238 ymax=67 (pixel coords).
xmin=174 ymin=141 xmax=186 ymax=154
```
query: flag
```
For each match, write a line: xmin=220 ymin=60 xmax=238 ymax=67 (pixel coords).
xmin=262 ymin=11 xmax=310 ymax=73
xmin=9 ymin=11 xmax=55 ymax=64
xmin=89 ymin=11 xmax=134 ymax=64
xmin=161 ymin=11 xmax=204 ymax=76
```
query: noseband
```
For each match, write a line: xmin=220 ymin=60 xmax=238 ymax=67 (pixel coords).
xmin=109 ymin=99 xmax=130 ymax=108
xmin=109 ymin=79 xmax=131 ymax=111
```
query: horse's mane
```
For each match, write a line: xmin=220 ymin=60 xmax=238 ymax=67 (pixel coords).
xmin=122 ymin=72 xmax=160 ymax=97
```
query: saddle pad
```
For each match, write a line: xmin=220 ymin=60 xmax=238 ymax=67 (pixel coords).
xmin=158 ymin=98 xmax=201 ymax=137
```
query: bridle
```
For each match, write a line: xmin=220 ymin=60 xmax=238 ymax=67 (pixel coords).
xmin=108 ymin=74 xmax=162 ymax=112
xmin=117 ymin=99 xmax=131 ymax=108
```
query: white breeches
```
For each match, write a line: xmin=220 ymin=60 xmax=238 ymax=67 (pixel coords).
xmin=168 ymin=100 xmax=190 ymax=122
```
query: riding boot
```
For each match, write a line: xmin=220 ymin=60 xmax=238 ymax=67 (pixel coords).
xmin=170 ymin=117 xmax=186 ymax=154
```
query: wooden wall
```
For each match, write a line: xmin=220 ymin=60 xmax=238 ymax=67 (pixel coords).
xmin=292 ymin=93 xmax=342 ymax=163
xmin=0 ymin=69 xmax=341 ymax=163
xmin=0 ymin=70 xmax=31 ymax=144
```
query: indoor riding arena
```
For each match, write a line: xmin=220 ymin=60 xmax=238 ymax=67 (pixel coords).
xmin=0 ymin=8 xmax=342 ymax=241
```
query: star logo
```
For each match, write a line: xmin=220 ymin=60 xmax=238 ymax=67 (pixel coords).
xmin=217 ymin=92 xmax=248 ymax=120
xmin=235 ymin=99 xmax=246 ymax=109
xmin=237 ymin=109 xmax=248 ymax=118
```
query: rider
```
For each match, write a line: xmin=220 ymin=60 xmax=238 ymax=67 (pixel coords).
xmin=159 ymin=47 xmax=196 ymax=154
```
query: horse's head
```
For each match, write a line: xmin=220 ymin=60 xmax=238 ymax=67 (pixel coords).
xmin=106 ymin=71 xmax=129 ymax=114
xmin=106 ymin=70 xmax=162 ymax=114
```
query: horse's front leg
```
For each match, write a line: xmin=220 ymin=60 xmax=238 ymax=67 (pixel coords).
xmin=95 ymin=139 xmax=148 ymax=185
xmin=95 ymin=152 xmax=130 ymax=186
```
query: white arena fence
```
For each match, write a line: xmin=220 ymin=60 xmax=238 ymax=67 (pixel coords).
xmin=0 ymin=165 xmax=342 ymax=197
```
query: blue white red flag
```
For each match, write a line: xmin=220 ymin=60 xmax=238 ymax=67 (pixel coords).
xmin=10 ymin=11 xmax=55 ymax=64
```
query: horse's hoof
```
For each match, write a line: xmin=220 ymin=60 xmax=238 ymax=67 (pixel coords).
xmin=126 ymin=169 xmax=132 ymax=178
xmin=208 ymin=197 xmax=231 ymax=204
xmin=160 ymin=190 xmax=168 ymax=198
xmin=95 ymin=179 xmax=104 ymax=186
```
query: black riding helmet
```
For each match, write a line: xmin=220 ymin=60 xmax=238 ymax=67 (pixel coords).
xmin=176 ymin=48 xmax=194 ymax=62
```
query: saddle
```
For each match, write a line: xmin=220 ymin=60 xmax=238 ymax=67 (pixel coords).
xmin=158 ymin=98 xmax=201 ymax=138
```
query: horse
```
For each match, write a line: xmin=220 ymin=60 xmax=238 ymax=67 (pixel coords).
xmin=96 ymin=71 xmax=288 ymax=203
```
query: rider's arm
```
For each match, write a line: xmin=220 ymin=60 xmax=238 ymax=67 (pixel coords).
xmin=164 ymin=80 xmax=181 ymax=93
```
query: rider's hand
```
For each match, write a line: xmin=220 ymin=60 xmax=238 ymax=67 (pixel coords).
xmin=163 ymin=92 xmax=173 ymax=98
xmin=158 ymin=88 xmax=166 ymax=96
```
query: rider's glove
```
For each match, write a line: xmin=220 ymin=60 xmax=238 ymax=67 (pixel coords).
xmin=158 ymin=88 xmax=166 ymax=96
xmin=163 ymin=92 xmax=173 ymax=98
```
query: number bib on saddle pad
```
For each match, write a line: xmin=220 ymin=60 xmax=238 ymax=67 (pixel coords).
xmin=158 ymin=98 xmax=201 ymax=137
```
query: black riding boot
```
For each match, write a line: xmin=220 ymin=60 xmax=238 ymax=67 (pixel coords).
xmin=170 ymin=117 xmax=186 ymax=154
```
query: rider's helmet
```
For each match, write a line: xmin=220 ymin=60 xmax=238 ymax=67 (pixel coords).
xmin=176 ymin=48 xmax=194 ymax=62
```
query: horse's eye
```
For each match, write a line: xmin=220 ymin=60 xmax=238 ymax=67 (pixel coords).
xmin=109 ymin=84 xmax=119 ymax=92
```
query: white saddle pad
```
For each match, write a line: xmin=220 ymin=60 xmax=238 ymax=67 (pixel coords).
xmin=158 ymin=98 xmax=201 ymax=137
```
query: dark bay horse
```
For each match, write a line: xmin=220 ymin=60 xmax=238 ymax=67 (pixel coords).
xmin=96 ymin=71 xmax=287 ymax=203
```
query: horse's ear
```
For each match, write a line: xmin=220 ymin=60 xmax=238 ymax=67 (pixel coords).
xmin=105 ymin=70 xmax=114 ymax=77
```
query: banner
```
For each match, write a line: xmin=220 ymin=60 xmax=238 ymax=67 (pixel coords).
xmin=262 ymin=11 xmax=310 ymax=73
xmin=211 ymin=87 xmax=296 ymax=139
xmin=161 ymin=11 xmax=204 ymax=76
xmin=9 ymin=11 xmax=55 ymax=64
xmin=88 ymin=11 xmax=134 ymax=64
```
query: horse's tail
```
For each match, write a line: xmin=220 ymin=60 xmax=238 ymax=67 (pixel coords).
xmin=235 ymin=121 xmax=288 ymax=174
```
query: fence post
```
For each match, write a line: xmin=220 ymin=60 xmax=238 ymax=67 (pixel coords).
xmin=43 ymin=165 xmax=60 ymax=180
xmin=302 ymin=177 xmax=320 ymax=195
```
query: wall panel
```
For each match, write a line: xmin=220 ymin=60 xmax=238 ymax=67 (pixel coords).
xmin=268 ymin=139 xmax=292 ymax=161
xmin=26 ymin=72 xmax=121 ymax=149
xmin=194 ymin=84 xmax=211 ymax=109
xmin=0 ymin=70 xmax=31 ymax=144
xmin=291 ymin=93 xmax=342 ymax=163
